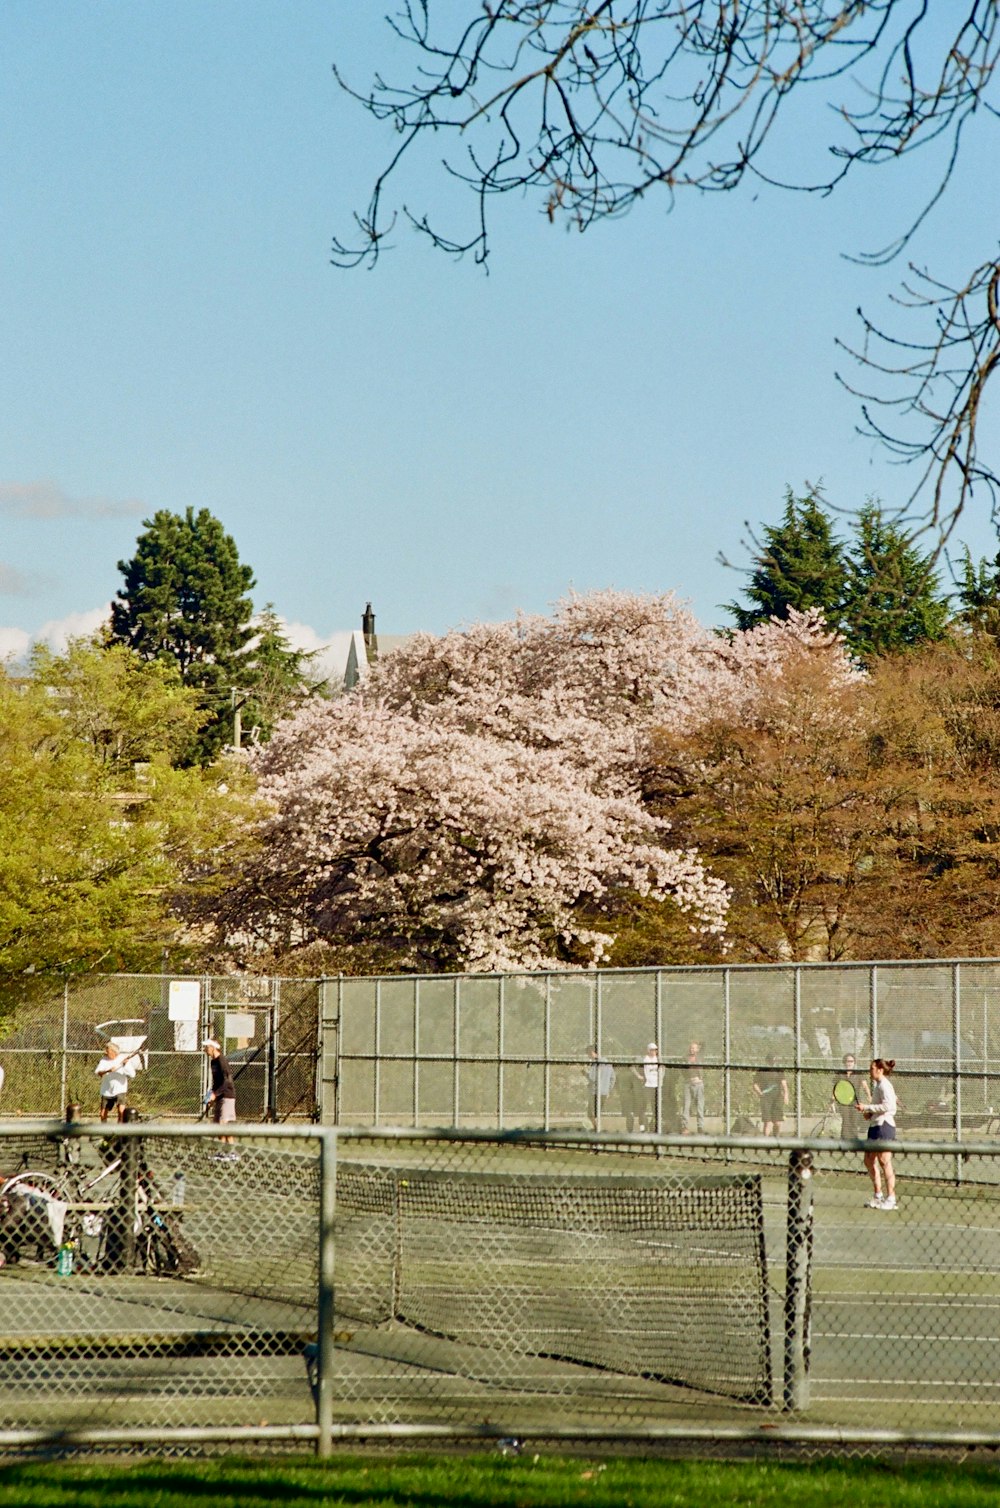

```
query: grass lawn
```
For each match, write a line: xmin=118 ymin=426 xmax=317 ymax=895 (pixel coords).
xmin=2 ymin=1454 xmax=1000 ymax=1507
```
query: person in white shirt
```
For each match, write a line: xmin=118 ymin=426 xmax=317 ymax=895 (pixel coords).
xmin=640 ymin=1043 xmax=663 ymax=1132
xmin=94 ymin=1042 xmax=138 ymax=1122
xmin=583 ymin=1044 xmax=616 ymax=1131
xmin=859 ymin=1057 xmax=898 ymax=1210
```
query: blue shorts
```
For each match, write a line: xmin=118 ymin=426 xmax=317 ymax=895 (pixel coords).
xmin=867 ymin=1122 xmax=896 ymax=1142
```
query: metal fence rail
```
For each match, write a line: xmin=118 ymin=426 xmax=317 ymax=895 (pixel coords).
xmin=3 ymin=1122 xmax=1000 ymax=1456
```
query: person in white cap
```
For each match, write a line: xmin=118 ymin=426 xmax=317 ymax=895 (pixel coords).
xmin=640 ymin=1042 xmax=663 ymax=1132
xmin=95 ymin=1040 xmax=139 ymax=1123
xmin=203 ymin=1038 xmax=238 ymax=1160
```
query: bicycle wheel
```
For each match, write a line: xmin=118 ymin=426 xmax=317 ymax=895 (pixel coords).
xmin=0 ymin=1170 xmax=74 ymax=1265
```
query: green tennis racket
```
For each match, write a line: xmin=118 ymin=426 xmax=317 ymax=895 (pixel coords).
xmin=833 ymin=1078 xmax=859 ymax=1107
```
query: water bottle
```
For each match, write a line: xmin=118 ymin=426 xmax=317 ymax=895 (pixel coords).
xmin=172 ymin=1170 xmax=186 ymax=1208
xmin=56 ymin=1241 xmax=75 ymax=1277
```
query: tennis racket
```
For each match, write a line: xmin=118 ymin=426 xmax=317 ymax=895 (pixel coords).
xmin=833 ymin=1078 xmax=859 ymax=1107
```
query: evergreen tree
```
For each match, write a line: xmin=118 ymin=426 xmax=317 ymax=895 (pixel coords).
xmin=840 ymin=504 xmax=951 ymax=661
xmin=727 ymin=488 xmax=846 ymax=633
xmin=238 ymin=606 xmax=328 ymax=746
xmin=955 ymin=544 xmax=1000 ymax=636
xmin=110 ymin=507 xmax=256 ymax=761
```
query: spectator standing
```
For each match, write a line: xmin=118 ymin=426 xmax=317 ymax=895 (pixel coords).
xmin=752 ymin=1054 xmax=789 ymax=1136
xmin=584 ymin=1044 xmax=616 ymax=1130
xmin=618 ymin=1054 xmax=645 ymax=1133
xmin=203 ymin=1038 xmax=238 ymax=1161
xmin=681 ymin=1040 xmax=706 ymax=1134
xmin=640 ymin=1043 xmax=664 ymax=1132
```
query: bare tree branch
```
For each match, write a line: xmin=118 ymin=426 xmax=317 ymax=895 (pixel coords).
xmin=334 ymin=3 xmax=1000 ymax=534
xmin=837 ymin=258 xmax=1000 ymax=538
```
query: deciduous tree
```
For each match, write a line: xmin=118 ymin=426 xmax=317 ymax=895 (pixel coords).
xmin=0 ymin=644 xmax=258 ymax=1001
xmin=209 ymin=591 xmax=734 ymax=972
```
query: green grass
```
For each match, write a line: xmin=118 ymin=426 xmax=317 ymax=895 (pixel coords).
xmin=3 ymin=1454 xmax=1000 ymax=1508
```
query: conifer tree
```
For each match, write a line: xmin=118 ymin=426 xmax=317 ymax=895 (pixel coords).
xmin=239 ymin=606 xmax=327 ymax=746
xmin=110 ymin=507 xmax=256 ymax=761
xmin=727 ymin=488 xmax=846 ymax=632
xmin=841 ymin=504 xmax=951 ymax=661
xmin=955 ymin=544 xmax=1000 ymax=637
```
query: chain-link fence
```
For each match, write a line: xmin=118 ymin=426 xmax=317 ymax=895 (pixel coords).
xmin=0 ymin=975 xmax=320 ymax=1122
xmin=5 ymin=960 xmax=1000 ymax=1136
xmin=3 ymin=1122 xmax=1000 ymax=1455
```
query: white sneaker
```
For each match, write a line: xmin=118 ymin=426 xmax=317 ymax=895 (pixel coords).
xmin=879 ymin=1196 xmax=897 ymax=1211
xmin=866 ymin=1194 xmax=884 ymax=1208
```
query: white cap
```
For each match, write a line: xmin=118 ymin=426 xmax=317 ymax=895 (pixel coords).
xmin=202 ymin=1038 xmax=221 ymax=1050
xmin=647 ymin=1042 xmax=658 ymax=1051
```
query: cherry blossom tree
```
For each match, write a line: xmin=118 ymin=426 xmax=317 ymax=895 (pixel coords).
xmin=205 ymin=591 xmax=885 ymax=973
xmin=211 ymin=591 xmax=733 ymax=972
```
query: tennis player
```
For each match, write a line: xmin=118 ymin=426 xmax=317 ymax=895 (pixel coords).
xmin=860 ymin=1058 xmax=898 ymax=1210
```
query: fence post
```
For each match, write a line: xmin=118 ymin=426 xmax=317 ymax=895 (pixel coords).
xmin=59 ymin=980 xmax=69 ymax=1116
xmin=953 ymin=962 xmax=963 ymax=1184
xmin=315 ymin=1128 xmax=337 ymax=1457
xmin=783 ymin=1147 xmax=813 ymax=1412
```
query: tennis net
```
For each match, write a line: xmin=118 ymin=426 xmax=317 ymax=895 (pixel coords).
xmin=333 ymin=1160 xmax=773 ymax=1405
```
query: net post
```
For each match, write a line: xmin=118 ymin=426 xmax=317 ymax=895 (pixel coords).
xmin=315 ymin=1127 xmax=337 ymax=1458
xmin=783 ymin=1148 xmax=813 ymax=1413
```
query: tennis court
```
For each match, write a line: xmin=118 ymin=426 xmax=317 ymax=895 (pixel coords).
xmin=2 ymin=1125 xmax=999 ymax=1449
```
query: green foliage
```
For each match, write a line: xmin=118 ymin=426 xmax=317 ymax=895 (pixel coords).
xmin=727 ymin=487 xmax=846 ymax=633
xmin=840 ymin=504 xmax=950 ymax=660
xmin=239 ymin=604 xmax=328 ymax=746
xmin=110 ymin=506 xmax=256 ymax=761
xmin=0 ymin=642 xmax=259 ymax=996
xmin=27 ymin=637 xmax=206 ymax=765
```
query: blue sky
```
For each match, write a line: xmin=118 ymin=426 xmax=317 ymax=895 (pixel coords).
xmin=2 ymin=3 xmax=997 ymax=674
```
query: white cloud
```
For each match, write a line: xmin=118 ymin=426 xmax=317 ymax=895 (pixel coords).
xmin=35 ymin=606 xmax=113 ymax=646
xmin=277 ymin=620 xmax=355 ymax=684
xmin=1 ymin=605 xmax=358 ymax=683
xmin=0 ymin=479 xmax=144 ymax=520
xmin=0 ymin=626 xmax=30 ymax=661
xmin=0 ymin=605 xmax=112 ymax=665
xmin=0 ymin=561 xmax=47 ymax=597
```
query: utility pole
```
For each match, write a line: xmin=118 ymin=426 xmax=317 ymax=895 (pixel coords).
xmin=231 ymin=687 xmax=251 ymax=751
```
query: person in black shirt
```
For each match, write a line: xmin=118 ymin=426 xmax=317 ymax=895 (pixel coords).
xmin=203 ymin=1038 xmax=238 ymax=1160
xmin=752 ymin=1054 xmax=788 ymax=1136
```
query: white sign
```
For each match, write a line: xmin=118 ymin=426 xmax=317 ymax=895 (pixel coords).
xmin=173 ymin=1019 xmax=199 ymax=1053
xmin=168 ymin=980 xmax=201 ymax=1022
xmin=224 ymin=1012 xmax=256 ymax=1042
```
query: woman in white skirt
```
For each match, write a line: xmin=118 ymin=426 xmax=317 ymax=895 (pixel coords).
xmin=860 ymin=1058 xmax=898 ymax=1211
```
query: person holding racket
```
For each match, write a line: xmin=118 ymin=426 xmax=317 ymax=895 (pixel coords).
xmin=859 ymin=1058 xmax=898 ymax=1210
xmin=94 ymin=1040 xmax=142 ymax=1122
xmin=832 ymin=1053 xmax=870 ymax=1138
